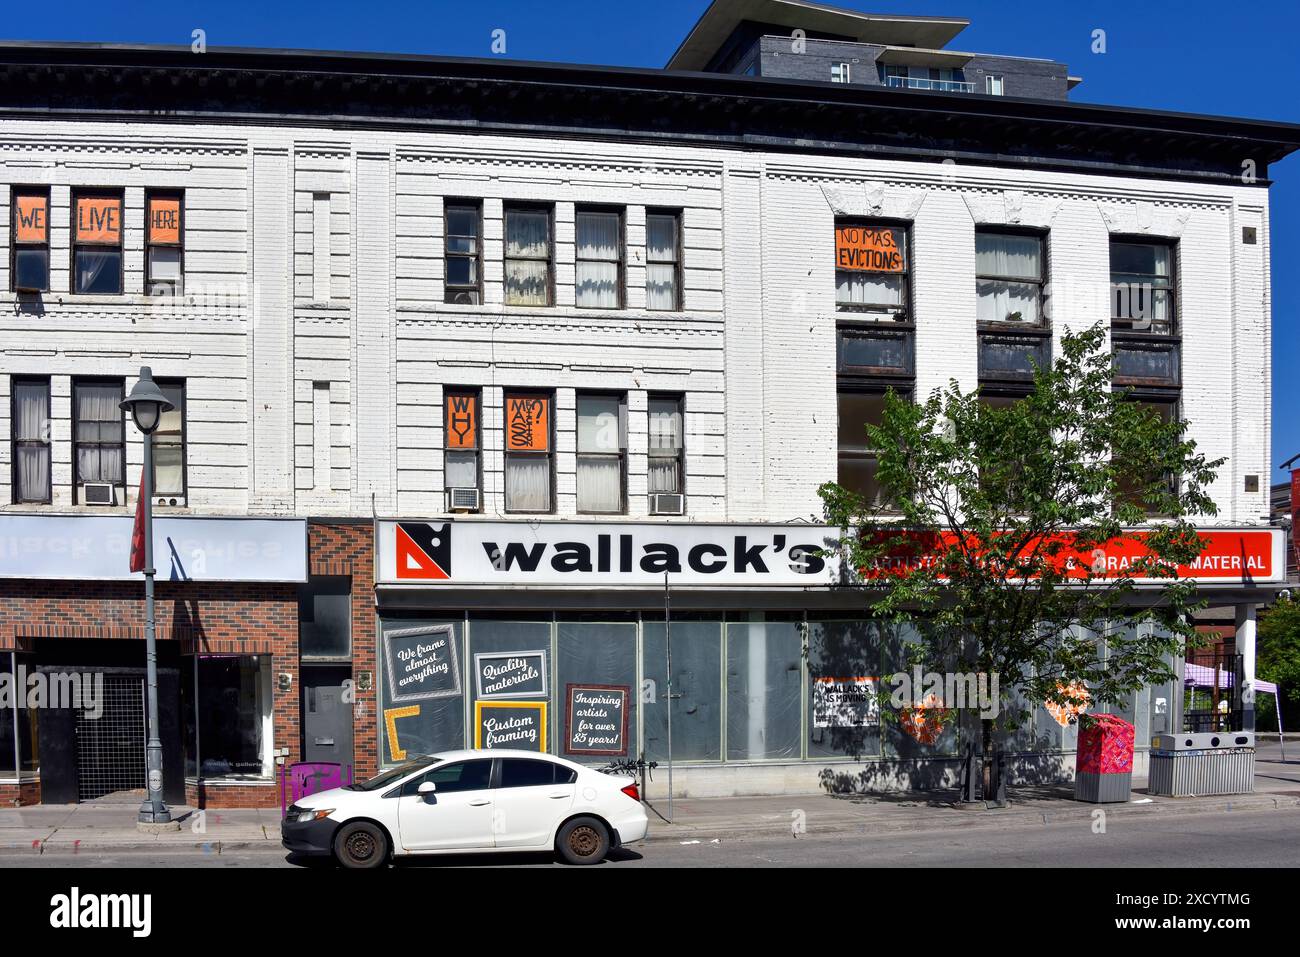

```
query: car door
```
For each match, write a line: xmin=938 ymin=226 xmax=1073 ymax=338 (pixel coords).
xmin=491 ymin=758 xmax=577 ymax=848
xmin=396 ymin=759 xmax=495 ymax=852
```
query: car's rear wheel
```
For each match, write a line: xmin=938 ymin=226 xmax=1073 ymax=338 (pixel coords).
xmin=556 ymin=816 xmax=610 ymax=865
xmin=333 ymin=821 xmax=389 ymax=869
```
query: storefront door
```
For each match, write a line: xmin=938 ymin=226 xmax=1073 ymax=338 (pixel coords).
xmin=302 ymin=666 xmax=354 ymax=768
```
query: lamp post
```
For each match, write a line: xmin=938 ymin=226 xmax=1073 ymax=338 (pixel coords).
xmin=121 ymin=366 xmax=175 ymax=826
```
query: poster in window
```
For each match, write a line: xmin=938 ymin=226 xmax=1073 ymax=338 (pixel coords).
xmin=148 ymin=196 xmax=182 ymax=245
xmin=14 ymin=195 xmax=47 ymax=243
xmin=475 ymin=700 xmax=547 ymax=751
xmin=835 ymin=225 xmax=905 ymax=273
xmin=382 ymin=624 xmax=461 ymax=703
xmin=474 ymin=650 xmax=548 ymax=700
xmin=75 ymin=196 xmax=122 ymax=245
xmin=813 ymin=676 xmax=880 ymax=728
xmin=446 ymin=392 xmax=477 ymax=450
xmin=505 ymin=395 xmax=549 ymax=452
xmin=564 ymin=684 xmax=630 ymax=756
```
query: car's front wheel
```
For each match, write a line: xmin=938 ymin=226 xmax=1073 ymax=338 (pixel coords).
xmin=333 ymin=821 xmax=389 ymax=869
xmin=555 ymin=816 xmax=610 ymax=865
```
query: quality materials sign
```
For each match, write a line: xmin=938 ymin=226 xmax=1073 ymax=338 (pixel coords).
xmin=475 ymin=651 xmax=548 ymax=699
xmin=564 ymin=684 xmax=630 ymax=756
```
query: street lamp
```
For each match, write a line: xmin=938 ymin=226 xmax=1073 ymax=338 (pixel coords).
xmin=121 ymin=366 xmax=175 ymax=826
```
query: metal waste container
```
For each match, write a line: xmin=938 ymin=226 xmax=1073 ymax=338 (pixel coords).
xmin=1147 ymin=731 xmax=1255 ymax=797
xmin=1074 ymin=713 xmax=1135 ymax=803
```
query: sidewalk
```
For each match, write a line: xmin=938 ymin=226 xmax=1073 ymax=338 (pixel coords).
xmin=3 ymin=758 xmax=1297 ymax=856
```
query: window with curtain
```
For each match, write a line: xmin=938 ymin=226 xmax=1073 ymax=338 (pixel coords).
xmin=153 ymin=380 xmax=185 ymax=497
xmin=504 ymin=206 xmax=552 ymax=306
xmin=73 ymin=379 xmax=124 ymax=494
xmin=646 ymin=211 xmax=682 ymax=311
xmin=647 ymin=395 xmax=684 ymax=494
xmin=444 ymin=201 xmax=482 ymax=304
xmin=444 ymin=388 xmax=481 ymax=491
xmin=835 ymin=222 xmax=909 ymax=314
xmin=504 ymin=392 xmax=552 ymax=512
xmin=11 ymin=377 xmax=50 ymax=504
xmin=575 ymin=208 xmax=622 ymax=308
xmin=576 ymin=393 xmax=625 ymax=513
xmin=1111 ymin=240 xmax=1175 ymax=334
xmin=976 ymin=231 xmax=1045 ymax=325
xmin=72 ymin=191 xmax=123 ymax=295
xmin=11 ymin=188 xmax=49 ymax=292
xmin=146 ymin=191 xmax=183 ymax=296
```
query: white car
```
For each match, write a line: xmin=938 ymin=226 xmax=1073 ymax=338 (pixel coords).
xmin=280 ymin=749 xmax=649 ymax=867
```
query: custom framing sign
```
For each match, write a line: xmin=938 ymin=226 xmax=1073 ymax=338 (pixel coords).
xmin=564 ymin=684 xmax=631 ymax=757
xmin=475 ymin=700 xmax=547 ymax=751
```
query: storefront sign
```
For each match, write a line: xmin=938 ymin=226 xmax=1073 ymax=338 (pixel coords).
xmin=813 ymin=677 xmax=880 ymax=728
xmin=564 ymin=684 xmax=630 ymax=756
xmin=383 ymin=624 xmax=461 ymax=703
xmin=834 ymin=224 xmax=905 ymax=273
xmin=474 ymin=651 xmax=548 ymax=699
xmin=475 ymin=700 xmax=547 ymax=751
xmin=0 ymin=515 xmax=306 ymax=582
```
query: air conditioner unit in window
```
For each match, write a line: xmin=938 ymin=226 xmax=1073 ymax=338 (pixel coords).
xmin=649 ymin=492 xmax=685 ymax=516
xmin=82 ymin=483 xmax=116 ymax=506
xmin=447 ymin=487 xmax=481 ymax=513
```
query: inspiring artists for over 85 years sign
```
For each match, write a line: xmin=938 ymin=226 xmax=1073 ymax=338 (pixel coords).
xmin=564 ymin=684 xmax=631 ymax=757
xmin=383 ymin=624 xmax=462 ymax=703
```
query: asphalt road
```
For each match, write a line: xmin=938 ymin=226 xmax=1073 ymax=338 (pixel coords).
xmin=5 ymin=806 xmax=1299 ymax=868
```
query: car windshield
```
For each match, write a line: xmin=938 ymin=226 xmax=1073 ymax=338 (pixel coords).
xmin=344 ymin=757 xmax=439 ymax=791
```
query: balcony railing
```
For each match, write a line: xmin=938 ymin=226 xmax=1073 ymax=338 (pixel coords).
xmin=885 ymin=75 xmax=975 ymax=93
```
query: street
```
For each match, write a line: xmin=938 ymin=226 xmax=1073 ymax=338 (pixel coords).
xmin=5 ymin=806 xmax=1299 ymax=868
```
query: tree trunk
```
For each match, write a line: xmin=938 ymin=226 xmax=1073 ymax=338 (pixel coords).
xmin=981 ymin=717 xmax=994 ymax=800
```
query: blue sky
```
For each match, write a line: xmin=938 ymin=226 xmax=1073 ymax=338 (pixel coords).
xmin=6 ymin=0 xmax=1299 ymax=478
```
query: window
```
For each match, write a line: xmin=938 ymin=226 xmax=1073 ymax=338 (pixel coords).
xmin=646 ymin=210 xmax=682 ymax=311
xmin=1111 ymin=239 xmax=1176 ymax=334
xmin=298 ymin=575 xmax=351 ymax=659
xmin=0 ymin=653 xmax=39 ymax=774
xmin=444 ymin=388 xmax=481 ymax=492
xmin=835 ymin=222 xmax=909 ymax=315
xmin=504 ymin=205 xmax=552 ymax=306
xmin=11 ymin=377 xmax=50 ymax=504
xmin=577 ymin=393 xmax=626 ymax=513
xmin=11 ymin=188 xmax=49 ymax=292
xmin=838 ymin=389 xmax=898 ymax=507
xmin=183 ymin=655 xmax=272 ymax=779
xmin=499 ymin=758 xmax=576 ymax=788
xmin=146 ymin=191 xmax=183 ymax=295
xmin=575 ymin=207 xmax=623 ymax=308
xmin=648 ymin=395 xmax=685 ymax=495
xmin=1116 ymin=396 xmax=1180 ymax=513
xmin=72 ymin=191 xmax=123 ymax=294
xmin=504 ymin=391 xmax=553 ymax=512
xmin=831 ymin=62 xmax=851 ymax=83
xmin=443 ymin=201 xmax=482 ymax=304
xmin=986 ymin=75 xmax=1005 ymax=95
xmin=153 ymin=380 xmax=185 ymax=498
xmin=72 ymin=379 xmax=125 ymax=497
xmin=402 ymin=759 xmax=493 ymax=795
xmin=976 ymin=231 xmax=1045 ymax=325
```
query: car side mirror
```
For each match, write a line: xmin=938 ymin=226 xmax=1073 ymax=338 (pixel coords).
xmin=417 ymin=781 xmax=437 ymax=795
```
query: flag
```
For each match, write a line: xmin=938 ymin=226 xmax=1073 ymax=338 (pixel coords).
xmin=129 ymin=471 xmax=146 ymax=573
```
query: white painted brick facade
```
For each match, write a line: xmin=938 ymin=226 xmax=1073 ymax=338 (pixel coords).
xmin=0 ymin=119 xmax=1276 ymax=525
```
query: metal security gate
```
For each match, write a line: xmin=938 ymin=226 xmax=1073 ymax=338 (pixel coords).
xmin=75 ymin=675 xmax=147 ymax=801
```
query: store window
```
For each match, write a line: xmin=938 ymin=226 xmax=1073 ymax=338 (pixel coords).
xmin=976 ymin=230 xmax=1045 ymax=325
xmin=646 ymin=210 xmax=682 ymax=311
xmin=575 ymin=207 xmax=623 ymax=309
xmin=1111 ymin=239 xmax=1176 ymax=335
xmin=0 ymin=654 xmax=39 ymax=775
xmin=146 ymin=191 xmax=183 ymax=295
xmin=647 ymin=395 xmax=685 ymax=495
xmin=835 ymin=221 xmax=909 ymax=316
xmin=643 ymin=618 xmax=723 ymax=762
xmin=378 ymin=619 xmax=465 ymax=763
xmin=726 ymin=617 xmax=803 ymax=760
xmin=72 ymin=190 xmax=124 ymax=294
xmin=153 ymin=380 xmax=185 ymax=498
xmin=556 ymin=619 xmax=637 ymax=764
xmin=183 ymin=655 xmax=272 ymax=779
xmin=11 ymin=376 xmax=51 ymax=504
xmin=444 ymin=200 xmax=482 ymax=304
xmin=72 ymin=378 xmax=125 ymax=501
xmin=504 ymin=391 xmax=553 ymax=512
xmin=807 ymin=619 xmax=884 ymax=759
xmin=576 ymin=393 xmax=626 ymax=514
xmin=299 ymin=575 xmax=351 ymax=659
xmin=444 ymin=387 xmax=481 ymax=494
xmin=504 ymin=205 xmax=552 ymax=306
xmin=11 ymin=187 xmax=49 ymax=292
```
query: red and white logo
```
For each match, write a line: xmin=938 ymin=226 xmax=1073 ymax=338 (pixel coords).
xmin=395 ymin=522 xmax=452 ymax=580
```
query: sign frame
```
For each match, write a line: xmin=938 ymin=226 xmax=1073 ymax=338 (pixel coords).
xmin=563 ymin=683 xmax=631 ymax=757
xmin=474 ymin=699 xmax=548 ymax=752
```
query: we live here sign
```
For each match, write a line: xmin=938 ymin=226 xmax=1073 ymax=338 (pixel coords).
xmin=376 ymin=521 xmax=1284 ymax=589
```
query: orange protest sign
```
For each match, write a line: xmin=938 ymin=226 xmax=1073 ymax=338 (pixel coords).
xmin=14 ymin=194 xmax=47 ymax=243
xmin=75 ymin=196 xmax=122 ymax=245
xmin=446 ymin=392 xmax=478 ymax=450
xmin=148 ymin=196 xmax=181 ymax=245
xmin=505 ymin=395 xmax=550 ymax=452
xmin=835 ymin=225 xmax=905 ymax=273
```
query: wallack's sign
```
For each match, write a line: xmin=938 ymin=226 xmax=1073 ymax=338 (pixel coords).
xmin=377 ymin=521 xmax=1285 ymax=589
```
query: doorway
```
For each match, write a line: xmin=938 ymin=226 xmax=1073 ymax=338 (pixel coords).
xmin=301 ymin=665 xmax=354 ymax=769
xmin=75 ymin=675 xmax=146 ymax=802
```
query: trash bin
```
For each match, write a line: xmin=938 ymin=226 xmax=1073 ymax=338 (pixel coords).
xmin=1074 ymin=713 xmax=1135 ymax=803
xmin=1147 ymin=732 xmax=1255 ymax=797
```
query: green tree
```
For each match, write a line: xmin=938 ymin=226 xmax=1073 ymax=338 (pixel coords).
xmin=819 ymin=322 xmax=1223 ymax=798
xmin=1258 ymin=596 xmax=1300 ymax=732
